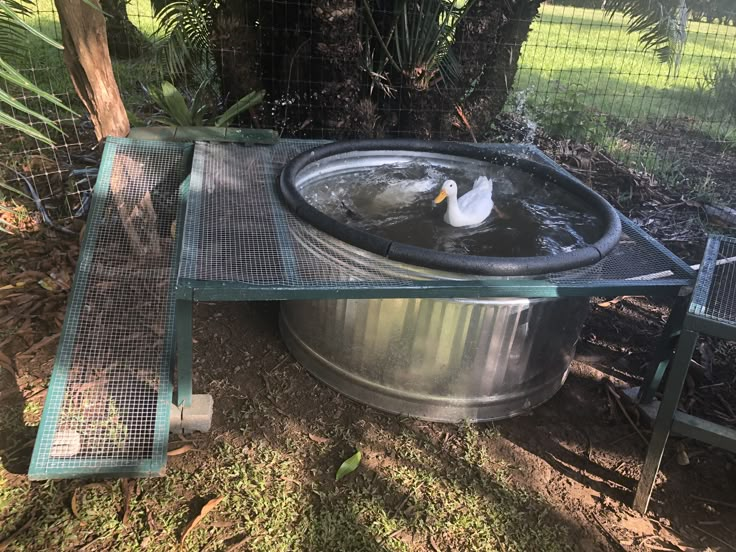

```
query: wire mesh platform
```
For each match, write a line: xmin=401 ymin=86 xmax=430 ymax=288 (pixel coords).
xmin=29 ymin=138 xmax=192 ymax=479
xmin=178 ymin=140 xmax=694 ymax=300
xmin=689 ymin=236 xmax=736 ymax=327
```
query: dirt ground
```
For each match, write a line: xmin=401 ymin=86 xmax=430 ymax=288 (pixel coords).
xmin=187 ymin=299 xmax=736 ymax=552
xmin=2 ymin=124 xmax=736 ymax=551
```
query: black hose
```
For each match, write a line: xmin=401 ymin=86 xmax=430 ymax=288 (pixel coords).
xmin=280 ymin=140 xmax=622 ymax=277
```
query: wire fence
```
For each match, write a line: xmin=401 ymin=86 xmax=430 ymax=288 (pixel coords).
xmin=1 ymin=0 xmax=735 ymax=230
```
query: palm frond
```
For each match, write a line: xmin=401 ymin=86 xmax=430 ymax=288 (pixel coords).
xmin=0 ymin=0 xmax=33 ymax=59
xmin=605 ymin=0 xmax=687 ymax=64
xmin=0 ymin=0 xmax=63 ymax=50
xmin=362 ymin=0 xmax=476 ymax=91
xmin=155 ymin=0 xmax=214 ymax=78
xmin=0 ymin=0 xmax=75 ymax=145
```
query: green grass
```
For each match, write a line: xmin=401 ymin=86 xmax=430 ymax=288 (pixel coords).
xmin=12 ymin=2 xmax=736 ymax=144
xmin=0 ymin=427 xmax=574 ymax=552
xmin=517 ymin=4 xmax=736 ymax=129
xmin=16 ymin=0 xmax=161 ymax=110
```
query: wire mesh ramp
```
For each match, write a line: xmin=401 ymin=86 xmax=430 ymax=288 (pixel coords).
xmin=177 ymin=140 xmax=695 ymax=301
xmin=686 ymin=235 xmax=736 ymax=339
xmin=29 ymin=138 xmax=192 ymax=480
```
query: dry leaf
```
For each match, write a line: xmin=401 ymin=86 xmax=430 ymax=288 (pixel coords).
xmin=597 ymin=297 xmax=624 ymax=308
xmin=307 ymin=433 xmax=329 ymax=444
xmin=180 ymin=497 xmax=224 ymax=546
xmin=167 ymin=443 xmax=195 ymax=456
xmin=37 ymin=277 xmax=58 ymax=291
xmin=676 ymin=442 xmax=690 ymax=466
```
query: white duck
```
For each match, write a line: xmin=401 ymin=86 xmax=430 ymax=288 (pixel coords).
xmin=433 ymin=176 xmax=494 ymax=228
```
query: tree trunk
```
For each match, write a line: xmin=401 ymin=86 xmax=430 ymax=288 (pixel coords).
xmin=100 ymin=0 xmax=147 ymax=59
xmin=216 ymin=0 xmax=541 ymax=140
xmin=456 ymin=0 xmax=543 ymax=136
xmin=55 ymin=0 xmax=130 ymax=141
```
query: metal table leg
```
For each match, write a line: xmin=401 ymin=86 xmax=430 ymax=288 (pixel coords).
xmin=638 ymin=295 xmax=690 ymax=404
xmin=633 ymin=329 xmax=698 ymax=514
xmin=176 ymin=297 xmax=193 ymax=408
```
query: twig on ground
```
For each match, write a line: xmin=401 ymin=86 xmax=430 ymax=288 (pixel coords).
xmin=0 ymin=517 xmax=33 ymax=551
xmin=592 ymin=513 xmax=628 ymax=552
xmin=691 ymin=495 xmax=736 ymax=510
xmin=605 ymin=382 xmax=649 ymax=446
xmin=692 ymin=525 xmax=736 ymax=552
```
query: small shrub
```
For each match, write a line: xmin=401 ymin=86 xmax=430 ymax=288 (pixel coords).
xmin=705 ymin=62 xmax=736 ymax=119
xmin=535 ymin=85 xmax=610 ymax=144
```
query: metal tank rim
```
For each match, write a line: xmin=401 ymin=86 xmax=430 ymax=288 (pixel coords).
xmin=279 ymin=139 xmax=622 ymax=277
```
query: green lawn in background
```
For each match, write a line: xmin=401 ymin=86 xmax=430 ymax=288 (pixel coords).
xmin=516 ymin=4 xmax=736 ymax=139
xmin=17 ymin=0 xmax=159 ymax=107
xmin=17 ymin=2 xmax=736 ymax=135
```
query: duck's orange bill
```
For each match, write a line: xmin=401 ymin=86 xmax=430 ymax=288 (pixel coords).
xmin=433 ymin=190 xmax=447 ymax=204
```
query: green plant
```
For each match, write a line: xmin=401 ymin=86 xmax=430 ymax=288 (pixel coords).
xmin=148 ymin=80 xmax=265 ymax=127
xmin=605 ymin=0 xmax=690 ymax=68
xmin=335 ymin=449 xmax=362 ymax=481
xmin=361 ymin=0 xmax=476 ymax=91
xmin=705 ymin=61 xmax=736 ymax=120
xmin=0 ymin=0 xmax=77 ymax=145
xmin=536 ymin=86 xmax=610 ymax=144
xmin=154 ymin=0 xmax=215 ymax=78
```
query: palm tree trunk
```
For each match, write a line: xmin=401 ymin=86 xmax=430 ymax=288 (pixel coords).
xmin=216 ymin=0 xmax=542 ymax=139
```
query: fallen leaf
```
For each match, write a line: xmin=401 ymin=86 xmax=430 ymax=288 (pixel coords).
xmin=676 ymin=442 xmax=690 ymax=466
xmin=37 ymin=277 xmax=58 ymax=291
xmin=698 ymin=341 xmax=714 ymax=376
xmin=167 ymin=443 xmax=195 ymax=456
xmin=336 ymin=449 xmax=362 ymax=481
xmin=180 ymin=497 xmax=224 ymax=546
xmin=307 ymin=433 xmax=329 ymax=444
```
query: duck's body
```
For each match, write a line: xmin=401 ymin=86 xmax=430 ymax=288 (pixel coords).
xmin=434 ymin=176 xmax=494 ymax=227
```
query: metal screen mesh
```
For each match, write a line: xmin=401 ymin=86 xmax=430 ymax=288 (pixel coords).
xmin=4 ymin=1 xmax=736 ymax=230
xmin=179 ymin=140 xmax=693 ymax=294
xmin=29 ymin=138 xmax=192 ymax=479
xmin=690 ymin=236 xmax=736 ymax=325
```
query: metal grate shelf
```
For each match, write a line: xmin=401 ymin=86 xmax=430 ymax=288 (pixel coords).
xmin=29 ymin=138 xmax=192 ymax=479
xmin=178 ymin=140 xmax=694 ymax=300
xmin=689 ymin=235 xmax=736 ymax=326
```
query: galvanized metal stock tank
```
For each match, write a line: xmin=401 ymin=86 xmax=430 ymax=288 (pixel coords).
xmin=280 ymin=296 xmax=589 ymax=422
xmin=278 ymin=141 xmax=616 ymax=422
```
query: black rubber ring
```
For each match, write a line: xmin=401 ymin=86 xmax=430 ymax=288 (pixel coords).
xmin=279 ymin=140 xmax=622 ymax=276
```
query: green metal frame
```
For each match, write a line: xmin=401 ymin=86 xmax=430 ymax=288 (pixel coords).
xmin=172 ymin=138 xmax=696 ymax=408
xmin=29 ymin=138 xmax=193 ymax=479
xmin=634 ymin=236 xmax=736 ymax=514
xmin=176 ymin=142 xmax=695 ymax=406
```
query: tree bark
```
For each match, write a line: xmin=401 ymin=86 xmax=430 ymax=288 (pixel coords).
xmin=456 ymin=0 xmax=543 ymax=136
xmin=216 ymin=0 xmax=541 ymax=140
xmin=54 ymin=0 xmax=130 ymax=141
xmin=100 ymin=0 xmax=147 ymax=59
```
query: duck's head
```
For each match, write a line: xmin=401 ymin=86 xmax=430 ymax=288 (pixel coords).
xmin=433 ymin=180 xmax=457 ymax=204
